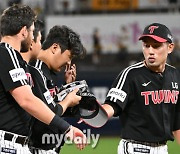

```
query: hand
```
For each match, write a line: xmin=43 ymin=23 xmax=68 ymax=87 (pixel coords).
xmin=65 ymin=126 xmax=87 ymax=150
xmin=65 ymin=63 xmax=76 ymax=84
xmin=64 ymin=88 xmax=81 ymax=107
xmin=58 ymin=88 xmax=81 ymax=113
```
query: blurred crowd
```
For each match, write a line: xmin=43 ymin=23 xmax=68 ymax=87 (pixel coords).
xmin=1 ymin=0 xmax=180 ymax=69
xmin=0 ymin=0 xmax=180 ymax=15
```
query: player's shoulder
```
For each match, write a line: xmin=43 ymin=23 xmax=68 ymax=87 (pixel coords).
xmin=116 ymin=61 xmax=145 ymax=82
xmin=165 ymin=63 xmax=179 ymax=72
xmin=29 ymin=59 xmax=43 ymax=68
xmin=0 ymin=42 xmax=7 ymax=50
xmin=0 ymin=43 xmax=23 ymax=64
xmin=165 ymin=63 xmax=176 ymax=69
xmin=165 ymin=63 xmax=176 ymax=70
xmin=165 ymin=63 xmax=180 ymax=74
xmin=0 ymin=42 xmax=15 ymax=56
xmin=120 ymin=61 xmax=145 ymax=75
xmin=27 ymin=64 xmax=41 ymax=75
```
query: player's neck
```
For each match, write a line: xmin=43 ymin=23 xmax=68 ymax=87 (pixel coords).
xmin=144 ymin=61 xmax=165 ymax=73
xmin=1 ymin=36 xmax=21 ymax=52
xmin=21 ymin=52 xmax=30 ymax=63
xmin=37 ymin=49 xmax=50 ymax=68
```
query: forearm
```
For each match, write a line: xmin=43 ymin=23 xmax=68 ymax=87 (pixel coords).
xmin=22 ymin=95 xmax=55 ymax=124
xmin=102 ymin=104 xmax=114 ymax=118
xmin=58 ymin=99 xmax=69 ymax=114
xmin=11 ymin=85 xmax=71 ymax=133
xmin=11 ymin=86 xmax=55 ymax=124
xmin=26 ymin=98 xmax=70 ymax=133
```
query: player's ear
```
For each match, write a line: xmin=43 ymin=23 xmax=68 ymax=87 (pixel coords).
xmin=167 ymin=43 xmax=174 ymax=54
xmin=19 ymin=26 xmax=28 ymax=39
xmin=29 ymin=43 xmax=33 ymax=51
xmin=51 ymin=43 xmax=59 ymax=54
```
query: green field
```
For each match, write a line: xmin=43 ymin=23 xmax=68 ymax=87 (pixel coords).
xmin=61 ymin=136 xmax=180 ymax=154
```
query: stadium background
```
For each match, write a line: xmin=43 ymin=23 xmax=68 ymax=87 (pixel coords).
xmin=0 ymin=0 xmax=180 ymax=153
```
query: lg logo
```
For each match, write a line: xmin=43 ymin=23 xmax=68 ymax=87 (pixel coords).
xmin=172 ymin=82 xmax=178 ymax=89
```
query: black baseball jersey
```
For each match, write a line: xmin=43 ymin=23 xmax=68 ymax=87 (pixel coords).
xmin=28 ymin=60 xmax=64 ymax=150
xmin=0 ymin=42 xmax=31 ymax=136
xmin=105 ymin=61 xmax=180 ymax=143
xmin=31 ymin=59 xmax=59 ymax=101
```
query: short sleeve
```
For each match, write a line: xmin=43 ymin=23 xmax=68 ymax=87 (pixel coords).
xmin=0 ymin=45 xmax=27 ymax=91
xmin=28 ymin=65 xmax=56 ymax=110
xmin=105 ymin=68 xmax=130 ymax=111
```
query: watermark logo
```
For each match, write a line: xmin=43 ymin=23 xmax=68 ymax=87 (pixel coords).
xmin=42 ymin=129 xmax=100 ymax=148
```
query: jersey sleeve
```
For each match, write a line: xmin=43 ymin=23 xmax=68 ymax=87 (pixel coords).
xmin=28 ymin=65 xmax=59 ymax=112
xmin=105 ymin=68 xmax=131 ymax=113
xmin=0 ymin=47 xmax=28 ymax=91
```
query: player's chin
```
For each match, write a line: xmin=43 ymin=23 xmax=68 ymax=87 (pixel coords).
xmin=146 ymin=60 xmax=157 ymax=67
xmin=57 ymin=68 xmax=61 ymax=72
xmin=53 ymin=66 xmax=61 ymax=72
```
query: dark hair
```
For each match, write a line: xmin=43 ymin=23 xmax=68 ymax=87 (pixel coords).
xmin=0 ymin=4 xmax=36 ymax=36
xmin=42 ymin=25 xmax=86 ymax=58
xmin=33 ymin=20 xmax=44 ymax=43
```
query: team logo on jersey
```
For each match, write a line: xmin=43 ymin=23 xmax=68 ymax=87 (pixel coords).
xmin=9 ymin=68 xmax=27 ymax=82
xmin=141 ymin=90 xmax=179 ymax=105
xmin=107 ymin=88 xmax=127 ymax=102
xmin=44 ymin=90 xmax=54 ymax=105
xmin=172 ymin=82 xmax=178 ymax=89
xmin=49 ymin=87 xmax=58 ymax=99
xmin=142 ymin=81 xmax=151 ymax=87
xmin=26 ymin=73 xmax=34 ymax=87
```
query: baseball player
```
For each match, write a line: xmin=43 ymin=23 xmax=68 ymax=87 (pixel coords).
xmin=21 ymin=25 xmax=87 ymax=153
xmin=102 ymin=23 xmax=180 ymax=154
xmin=0 ymin=5 xmax=86 ymax=154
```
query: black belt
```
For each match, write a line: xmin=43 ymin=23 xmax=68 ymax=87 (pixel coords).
xmin=29 ymin=147 xmax=58 ymax=154
xmin=128 ymin=139 xmax=167 ymax=147
xmin=4 ymin=132 xmax=28 ymax=145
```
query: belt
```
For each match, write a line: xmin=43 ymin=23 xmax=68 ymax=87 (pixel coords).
xmin=4 ymin=132 xmax=28 ymax=146
xmin=127 ymin=139 xmax=167 ymax=147
xmin=29 ymin=147 xmax=58 ymax=154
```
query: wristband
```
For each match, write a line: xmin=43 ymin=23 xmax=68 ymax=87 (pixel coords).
xmin=49 ymin=115 xmax=70 ymax=134
xmin=64 ymin=125 xmax=72 ymax=134
xmin=55 ymin=104 xmax=63 ymax=116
